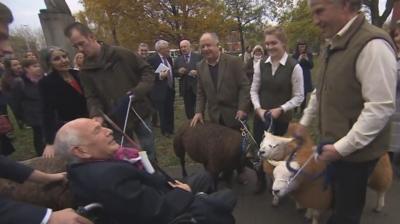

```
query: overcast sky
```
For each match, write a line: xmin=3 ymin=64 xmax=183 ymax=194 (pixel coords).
xmin=2 ymin=0 xmax=389 ymax=30
xmin=3 ymin=0 xmax=83 ymax=30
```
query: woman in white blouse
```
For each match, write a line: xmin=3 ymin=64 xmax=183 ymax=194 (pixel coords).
xmin=250 ymin=26 xmax=304 ymax=144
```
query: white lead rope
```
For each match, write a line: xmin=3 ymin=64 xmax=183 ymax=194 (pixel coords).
xmin=120 ymin=95 xmax=134 ymax=146
xmin=286 ymin=152 xmax=316 ymax=188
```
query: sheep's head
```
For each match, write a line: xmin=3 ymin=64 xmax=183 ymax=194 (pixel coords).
xmin=271 ymin=160 xmax=300 ymax=198
xmin=259 ymin=132 xmax=293 ymax=160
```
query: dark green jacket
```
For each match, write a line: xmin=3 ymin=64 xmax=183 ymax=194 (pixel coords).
xmin=317 ymin=14 xmax=395 ymax=162
xmin=80 ymin=44 xmax=154 ymax=126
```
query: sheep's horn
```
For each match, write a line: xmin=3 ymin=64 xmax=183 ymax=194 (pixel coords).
xmin=267 ymin=160 xmax=281 ymax=167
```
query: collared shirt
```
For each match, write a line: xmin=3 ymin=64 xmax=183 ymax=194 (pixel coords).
xmin=184 ymin=53 xmax=191 ymax=63
xmin=206 ymin=52 xmax=221 ymax=66
xmin=300 ymin=15 xmax=397 ymax=157
xmin=250 ymin=52 xmax=304 ymax=112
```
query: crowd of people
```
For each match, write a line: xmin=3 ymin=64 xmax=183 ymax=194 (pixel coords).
xmin=0 ymin=0 xmax=400 ymax=223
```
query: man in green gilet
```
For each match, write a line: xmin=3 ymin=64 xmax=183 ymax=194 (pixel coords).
xmin=297 ymin=0 xmax=397 ymax=223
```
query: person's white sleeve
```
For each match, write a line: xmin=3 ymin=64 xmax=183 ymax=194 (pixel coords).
xmin=41 ymin=209 xmax=52 ymax=224
xmin=334 ymin=39 xmax=397 ymax=157
xmin=299 ymin=89 xmax=318 ymax=127
xmin=281 ymin=64 xmax=304 ymax=112
xmin=250 ymin=61 xmax=262 ymax=109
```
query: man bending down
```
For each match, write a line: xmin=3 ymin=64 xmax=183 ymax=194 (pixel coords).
xmin=54 ymin=118 xmax=236 ymax=224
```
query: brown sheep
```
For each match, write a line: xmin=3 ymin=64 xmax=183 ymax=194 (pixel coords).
xmin=266 ymin=124 xmax=393 ymax=224
xmin=174 ymin=121 xmax=266 ymax=190
xmin=0 ymin=157 xmax=73 ymax=210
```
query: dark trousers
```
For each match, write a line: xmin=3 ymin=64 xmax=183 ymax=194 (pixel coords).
xmin=253 ymin=115 xmax=289 ymax=145
xmin=327 ymin=159 xmax=378 ymax=224
xmin=184 ymin=170 xmax=215 ymax=194
xmin=183 ymin=90 xmax=196 ymax=119
xmin=0 ymin=135 xmax=15 ymax=156
xmin=185 ymin=171 xmax=236 ymax=224
xmin=32 ymin=126 xmax=45 ymax=156
xmin=155 ymin=88 xmax=174 ymax=135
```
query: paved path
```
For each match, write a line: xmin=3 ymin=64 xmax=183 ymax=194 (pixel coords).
xmin=165 ymin=164 xmax=400 ymax=224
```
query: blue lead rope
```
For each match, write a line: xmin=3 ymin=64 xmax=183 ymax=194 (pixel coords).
xmin=316 ymin=141 xmax=336 ymax=190
xmin=285 ymin=141 xmax=335 ymax=191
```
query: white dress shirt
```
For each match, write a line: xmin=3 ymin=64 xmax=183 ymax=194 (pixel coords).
xmin=250 ymin=52 xmax=304 ymax=112
xmin=300 ymin=15 xmax=397 ymax=157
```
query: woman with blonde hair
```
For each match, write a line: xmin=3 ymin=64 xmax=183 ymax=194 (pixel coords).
xmin=250 ymin=26 xmax=304 ymax=144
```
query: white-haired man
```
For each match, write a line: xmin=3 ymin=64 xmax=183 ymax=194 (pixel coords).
xmin=148 ymin=40 xmax=175 ymax=137
xmin=296 ymin=0 xmax=397 ymax=223
xmin=54 ymin=118 xmax=237 ymax=224
xmin=191 ymin=32 xmax=250 ymax=129
xmin=174 ymin=40 xmax=202 ymax=119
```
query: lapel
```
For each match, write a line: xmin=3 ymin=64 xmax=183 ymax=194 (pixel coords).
xmin=217 ymin=53 xmax=226 ymax=92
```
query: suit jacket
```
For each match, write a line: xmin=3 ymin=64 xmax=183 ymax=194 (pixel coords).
xmin=0 ymin=156 xmax=47 ymax=224
xmin=148 ymin=54 xmax=175 ymax=102
xmin=196 ymin=53 xmax=250 ymax=128
xmin=68 ymin=160 xmax=194 ymax=224
xmin=39 ymin=69 xmax=88 ymax=144
xmin=174 ymin=52 xmax=202 ymax=95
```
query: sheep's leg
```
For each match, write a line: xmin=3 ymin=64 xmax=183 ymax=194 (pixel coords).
xmin=304 ymin=208 xmax=312 ymax=220
xmin=311 ymin=209 xmax=320 ymax=224
xmin=254 ymin=166 xmax=267 ymax=194
xmin=374 ymin=192 xmax=385 ymax=213
xmin=180 ymin=153 xmax=188 ymax=177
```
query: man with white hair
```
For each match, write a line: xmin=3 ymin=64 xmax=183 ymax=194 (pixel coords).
xmin=191 ymin=32 xmax=250 ymax=129
xmin=148 ymin=40 xmax=175 ymax=137
xmin=65 ymin=22 xmax=156 ymax=161
xmin=174 ymin=40 xmax=202 ymax=119
xmin=54 ymin=118 xmax=237 ymax=224
xmin=296 ymin=0 xmax=397 ymax=223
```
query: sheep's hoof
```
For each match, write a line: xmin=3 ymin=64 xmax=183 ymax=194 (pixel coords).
xmin=373 ymin=207 xmax=383 ymax=213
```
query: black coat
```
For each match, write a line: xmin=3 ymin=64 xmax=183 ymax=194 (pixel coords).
xmin=173 ymin=52 xmax=202 ymax=95
xmin=292 ymin=52 xmax=313 ymax=93
xmin=38 ymin=69 xmax=88 ymax=144
xmin=68 ymin=160 xmax=236 ymax=224
xmin=148 ymin=54 xmax=175 ymax=102
xmin=0 ymin=156 xmax=47 ymax=224
xmin=14 ymin=75 xmax=42 ymax=126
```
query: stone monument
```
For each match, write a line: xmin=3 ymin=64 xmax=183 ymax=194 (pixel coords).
xmin=39 ymin=0 xmax=75 ymax=58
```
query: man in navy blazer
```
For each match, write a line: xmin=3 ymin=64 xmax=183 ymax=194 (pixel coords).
xmin=148 ymin=40 xmax=175 ymax=137
xmin=174 ymin=40 xmax=202 ymax=119
xmin=0 ymin=3 xmax=92 ymax=224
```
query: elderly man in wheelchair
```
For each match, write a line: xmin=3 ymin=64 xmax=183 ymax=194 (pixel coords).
xmin=54 ymin=118 xmax=237 ymax=224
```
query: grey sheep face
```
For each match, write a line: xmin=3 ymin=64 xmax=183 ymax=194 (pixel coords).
xmin=259 ymin=132 xmax=293 ymax=160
